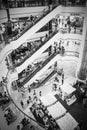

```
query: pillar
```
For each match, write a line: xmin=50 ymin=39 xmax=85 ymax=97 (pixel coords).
xmin=76 ymin=11 xmax=87 ymax=81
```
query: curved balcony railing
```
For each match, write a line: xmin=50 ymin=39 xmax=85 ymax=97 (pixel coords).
xmin=5 ymin=68 xmax=59 ymax=130
xmin=5 ymin=69 xmax=57 ymax=129
xmin=65 ymin=51 xmax=79 ymax=57
xmin=29 ymin=70 xmax=56 ymax=90
xmin=5 ymin=71 xmax=46 ymax=130
xmin=0 ymin=49 xmax=13 ymax=64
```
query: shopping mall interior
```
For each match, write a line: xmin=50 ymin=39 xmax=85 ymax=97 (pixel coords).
xmin=0 ymin=0 xmax=87 ymax=130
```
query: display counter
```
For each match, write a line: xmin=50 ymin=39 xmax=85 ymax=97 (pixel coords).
xmin=59 ymin=83 xmax=77 ymax=105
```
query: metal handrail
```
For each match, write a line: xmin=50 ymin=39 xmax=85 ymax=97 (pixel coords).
xmin=5 ymin=70 xmax=46 ymax=129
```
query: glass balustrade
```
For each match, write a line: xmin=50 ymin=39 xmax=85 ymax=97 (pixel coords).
xmin=17 ymin=51 xmax=59 ymax=86
xmin=10 ymin=30 xmax=58 ymax=68
xmin=5 ymin=80 xmax=46 ymax=130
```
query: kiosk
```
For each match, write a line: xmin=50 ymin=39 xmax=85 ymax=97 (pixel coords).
xmin=59 ymin=83 xmax=77 ymax=105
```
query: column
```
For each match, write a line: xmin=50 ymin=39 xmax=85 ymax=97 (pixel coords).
xmin=76 ymin=11 xmax=87 ymax=80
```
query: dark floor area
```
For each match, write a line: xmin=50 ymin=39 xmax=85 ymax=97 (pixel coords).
xmin=55 ymin=94 xmax=87 ymax=130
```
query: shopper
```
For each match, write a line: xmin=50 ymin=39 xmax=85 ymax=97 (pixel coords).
xmin=20 ymin=100 xmax=24 ymax=108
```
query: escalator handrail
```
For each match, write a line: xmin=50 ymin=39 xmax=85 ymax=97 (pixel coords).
xmin=19 ymin=52 xmax=57 ymax=86
xmin=13 ymin=29 xmax=58 ymax=68
xmin=5 ymin=70 xmax=46 ymax=129
xmin=0 ymin=49 xmax=13 ymax=64
xmin=17 ymin=50 xmax=79 ymax=86
xmin=10 ymin=4 xmax=58 ymax=41
xmin=30 ymin=70 xmax=56 ymax=90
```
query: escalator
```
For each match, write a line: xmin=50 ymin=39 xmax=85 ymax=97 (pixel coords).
xmin=29 ymin=70 xmax=56 ymax=90
xmin=17 ymin=48 xmax=60 ymax=87
xmin=16 ymin=30 xmax=60 ymax=73
xmin=18 ymin=48 xmax=79 ymax=87
xmin=20 ymin=54 xmax=61 ymax=87
xmin=11 ymin=30 xmax=57 ymax=68
xmin=0 ymin=5 xmax=62 ymax=62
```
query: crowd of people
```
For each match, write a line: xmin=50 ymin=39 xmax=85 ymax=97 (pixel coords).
xmin=18 ymin=117 xmax=38 ymax=130
xmin=0 ymin=13 xmax=45 ymax=49
xmin=54 ymin=14 xmax=84 ymax=34
xmin=1 ymin=60 xmax=87 ymax=130
xmin=17 ymin=66 xmax=63 ymax=110
xmin=0 ymin=75 xmax=46 ymax=130
xmin=0 ymin=91 xmax=11 ymax=110
xmin=17 ymin=77 xmax=61 ymax=130
xmin=4 ymin=107 xmax=17 ymax=125
xmin=30 ymin=99 xmax=60 ymax=130
xmin=0 ymin=78 xmax=43 ymax=130
xmin=20 ymin=88 xmax=42 ymax=109
xmin=0 ymin=76 xmax=11 ymax=110
xmin=3 ymin=101 xmax=42 ymax=130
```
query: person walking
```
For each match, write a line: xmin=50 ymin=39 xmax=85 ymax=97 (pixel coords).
xmin=20 ymin=100 xmax=24 ymax=108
